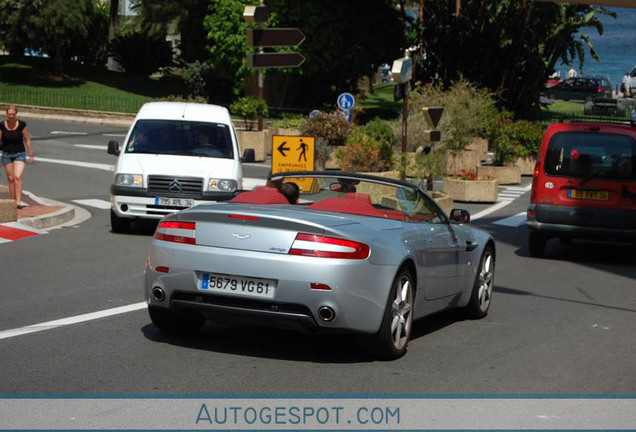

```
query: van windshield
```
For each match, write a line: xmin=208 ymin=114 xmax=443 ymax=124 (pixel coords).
xmin=125 ymin=120 xmax=234 ymax=159
xmin=545 ymin=132 xmax=635 ymax=180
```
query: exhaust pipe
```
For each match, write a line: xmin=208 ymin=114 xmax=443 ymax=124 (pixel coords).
xmin=317 ymin=306 xmax=335 ymax=322
xmin=151 ymin=287 xmax=166 ymax=302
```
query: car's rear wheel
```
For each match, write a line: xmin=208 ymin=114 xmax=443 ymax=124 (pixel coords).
xmin=529 ymin=232 xmax=547 ymax=257
xmin=464 ymin=246 xmax=495 ymax=319
xmin=373 ymin=269 xmax=414 ymax=360
xmin=148 ymin=306 xmax=206 ymax=333
xmin=111 ymin=210 xmax=131 ymax=233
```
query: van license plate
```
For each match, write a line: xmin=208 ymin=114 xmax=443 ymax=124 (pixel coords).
xmin=155 ymin=197 xmax=194 ymax=207
xmin=568 ymin=190 xmax=609 ymax=200
xmin=200 ymin=273 xmax=276 ymax=299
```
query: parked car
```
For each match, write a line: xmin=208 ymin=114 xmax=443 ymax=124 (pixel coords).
xmin=527 ymin=122 xmax=636 ymax=257
xmin=107 ymin=102 xmax=255 ymax=233
xmin=144 ymin=171 xmax=496 ymax=359
xmin=548 ymin=76 xmax=612 ymax=101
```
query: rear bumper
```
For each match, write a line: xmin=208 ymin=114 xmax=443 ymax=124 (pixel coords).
xmin=527 ymin=204 xmax=636 ymax=242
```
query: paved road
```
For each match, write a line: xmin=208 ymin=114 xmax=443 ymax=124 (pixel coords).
xmin=0 ymin=119 xmax=635 ymax=399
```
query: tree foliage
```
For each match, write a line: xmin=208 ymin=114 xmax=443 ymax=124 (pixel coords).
xmin=109 ymin=32 xmax=174 ymax=76
xmin=411 ymin=0 xmax=615 ymax=118
xmin=0 ymin=0 xmax=96 ymax=74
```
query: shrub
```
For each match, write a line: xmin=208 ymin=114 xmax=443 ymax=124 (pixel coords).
xmin=181 ymin=61 xmax=213 ymax=101
xmin=269 ymin=113 xmax=305 ymax=129
xmin=409 ymin=78 xmax=499 ymax=152
xmin=314 ymin=137 xmax=332 ymax=170
xmin=336 ymin=120 xmax=395 ymax=172
xmin=230 ymin=96 xmax=269 ymax=130
xmin=109 ymin=32 xmax=174 ymax=77
xmin=489 ymin=112 xmax=544 ymax=165
xmin=300 ymin=112 xmax=354 ymax=146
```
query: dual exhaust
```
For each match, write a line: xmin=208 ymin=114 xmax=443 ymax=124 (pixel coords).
xmin=152 ymin=286 xmax=336 ymax=323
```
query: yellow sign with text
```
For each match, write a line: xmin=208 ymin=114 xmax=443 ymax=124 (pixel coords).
xmin=271 ymin=135 xmax=316 ymax=192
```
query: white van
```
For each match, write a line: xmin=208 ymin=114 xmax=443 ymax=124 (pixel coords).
xmin=108 ymin=102 xmax=255 ymax=232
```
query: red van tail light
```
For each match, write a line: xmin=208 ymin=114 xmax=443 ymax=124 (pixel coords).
xmin=597 ymin=85 xmax=602 ymax=94
xmin=289 ymin=233 xmax=370 ymax=259
xmin=154 ymin=221 xmax=196 ymax=245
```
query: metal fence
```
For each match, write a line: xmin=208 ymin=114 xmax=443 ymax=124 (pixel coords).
xmin=0 ymin=88 xmax=153 ymax=114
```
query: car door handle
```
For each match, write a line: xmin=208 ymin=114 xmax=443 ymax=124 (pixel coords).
xmin=465 ymin=241 xmax=478 ymax=252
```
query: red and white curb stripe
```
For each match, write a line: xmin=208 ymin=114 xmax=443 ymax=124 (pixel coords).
xmin=0 ymin=222 xmax=48 ymax=243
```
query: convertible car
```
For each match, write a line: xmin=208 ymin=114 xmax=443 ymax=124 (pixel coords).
xmin=144 ymin=171 xmax=496 ymax=359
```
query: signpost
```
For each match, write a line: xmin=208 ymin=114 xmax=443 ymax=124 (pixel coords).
xmin=244 ymin=2 xmax=306 ymax=130
xmin=272 ymin=135 xmax=316 ymax=192
xmin=337 ymin=93 xmax=355 ymax=122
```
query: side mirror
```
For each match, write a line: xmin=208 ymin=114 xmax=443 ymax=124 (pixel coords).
xmin=241 ymin=148 xmax=255 ymax=163
xmin=107 ymin=140 xmax=120 ymax=156
xmin=450 ymin=208 xmax=470 ymax=224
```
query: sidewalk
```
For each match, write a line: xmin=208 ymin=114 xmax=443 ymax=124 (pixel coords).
xmin=0 ymin=184 xmax=77 ymax=229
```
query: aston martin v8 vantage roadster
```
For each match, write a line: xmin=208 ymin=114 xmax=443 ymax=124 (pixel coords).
xmin=144 ymin=171 xmax=496 ymax=359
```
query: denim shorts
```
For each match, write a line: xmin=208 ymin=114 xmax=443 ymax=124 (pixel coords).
xmin=2 ymin=151 xmax=26 ymax=165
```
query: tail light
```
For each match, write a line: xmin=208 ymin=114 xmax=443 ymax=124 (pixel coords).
xmin=154 ymin=221 xmax=196 ymax=245
xmin=289 ymin=233 xmax=370 ymax=259
xmin=597 ymin=85 xmax=602 ymax=94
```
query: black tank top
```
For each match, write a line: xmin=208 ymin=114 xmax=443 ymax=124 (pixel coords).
xmin=0 ymin=120 xmax=27 ymax=153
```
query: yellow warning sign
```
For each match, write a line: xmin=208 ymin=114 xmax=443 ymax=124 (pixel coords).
xmin=272 ymin=135 xmax=316 ymax=192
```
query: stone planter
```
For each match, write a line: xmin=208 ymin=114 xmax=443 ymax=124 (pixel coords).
xmin=442 ymin=177 xmax=499 ymax=203
xmin=444 ymin=150 xmax=481 ymax=175
xmin=515 ymin=156 xmax=537 ymax=176
xmin=477 ymin=164 xmax=521 ymax=185
xmin=466 ymin=137 xmax=489 ymax=163
xmin=430 ymin=191 xmax=453 ymax=215
xmin=236 ymin=129 xmax=267 ymax=162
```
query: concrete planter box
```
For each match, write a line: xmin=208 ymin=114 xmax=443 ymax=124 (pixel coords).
xmin=478 ymin=164 xmax=521 ymax=185
xmin=236 ymin=130 xmax=267 ymax=162
xmin=466 ymin=137 xmax=489 ymax=163
xmin=442 ymin=177 xmax=499 ymax=203
xmin=431 ymin=191 xmax=453 ymax=215
xmin=515 ymin=156 xmax=537 ymax=176
xmin=444 ymin=150 xmax=481 ymax=175
xmin=0 ymin=199 xmax=17 ymax=223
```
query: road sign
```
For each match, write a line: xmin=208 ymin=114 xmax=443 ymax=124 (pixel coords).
xmin=247 ymin=28 xmax=305 ymax=48
xmin=391 ymin=57 xmax=412 ymax=83
xmin=243 ymin=5 xmax=269 ymax=23
xmin=246 ymin=52 xmax=305 ymax=68
xmin=272 ymin=136 xmax=316 ymax=191
xmin=422 ymin=130 xmax=441 ymax=142
xmin=309 ymin=110 xmax=322 ymax=119
xmin=422 ymin=106 xmax=444 ymax=129
xmin=337 ymin=93 xmax=355 ymax=111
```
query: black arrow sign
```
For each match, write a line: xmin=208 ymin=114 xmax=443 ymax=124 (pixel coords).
xmin=277 ymin=141 xmax=290 ymax=157
xmin=247 ymin=28 xmax=305 ymax=47
xmin=247 ymin=52 xmax=305 ymax=69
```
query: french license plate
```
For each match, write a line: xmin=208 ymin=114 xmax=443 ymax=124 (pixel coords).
xmin=155 ymin=197 xmax=194 ymax=207
xmin=568 ymin=189 xmax=609 ymax=201
xmin=200 ymin=273 xmax=276 ymax=299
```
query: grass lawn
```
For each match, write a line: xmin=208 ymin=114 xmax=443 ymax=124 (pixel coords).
xmin=0 ymin=56 xmax=186 ymax=113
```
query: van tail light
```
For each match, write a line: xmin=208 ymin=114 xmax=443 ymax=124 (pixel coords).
xmin=597 ymin=85 xmax=602 ymax=94
xmin=289 ymin=233 xmax=370 ymax=259
xmin=154 ymin=221 xmax=196 ymax=245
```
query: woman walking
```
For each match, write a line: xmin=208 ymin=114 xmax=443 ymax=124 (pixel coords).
xmin=0 ymin=105 xmax=34 ymax=208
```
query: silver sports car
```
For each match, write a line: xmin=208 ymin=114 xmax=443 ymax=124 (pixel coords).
xmin=144 ymin=171 xmax=495 ymax=359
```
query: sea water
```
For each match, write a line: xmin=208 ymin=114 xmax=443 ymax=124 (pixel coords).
xmin=560 ymin=6 xmax=636 ymax=87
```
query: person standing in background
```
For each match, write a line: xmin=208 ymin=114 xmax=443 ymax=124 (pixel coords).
xmin=622 ymin=72 xmax=632 ymax=97
xmin=0 ymin=105 xmax=34 ymax=208
xmin=567 ymin=66 xmax=578 ymax=78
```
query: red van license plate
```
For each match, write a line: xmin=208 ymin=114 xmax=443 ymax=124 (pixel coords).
xmin=568 ymin=189 xmax=609 ymax=200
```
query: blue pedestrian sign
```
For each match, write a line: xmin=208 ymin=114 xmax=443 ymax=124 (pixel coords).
xmin=337 ymin=93 xmax=355 ymax=111
xmin=309 ymin=109 xmax=322 ymax=119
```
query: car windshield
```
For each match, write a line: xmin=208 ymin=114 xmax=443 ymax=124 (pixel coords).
xmin=544 ymin=131 xmax=635 ymax=180
xmin=264 ymin=172 xmax=448 ymax=223
xmin=125 ymin=119 xmax=234 ymax=159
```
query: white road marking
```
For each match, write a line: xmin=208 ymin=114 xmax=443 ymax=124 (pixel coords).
xmin=34 ymin=157 xmax=114 ymax=171
xmin=75 ymin=144 xmax=108 ymax=151
xmin=473 ymin=184 xmax=531 ymax=221
xmin=0 ymin=302 xmax=147 ymax=341
xmin=493 ymin=212 xmax=527 ymax=227
xmin=103 ymin=133 xmax=127 ymax=137
xmin=73 ymin=199 xmax=111 ymax=209
xmin=50 ymin=131 xmax=88 ymax=135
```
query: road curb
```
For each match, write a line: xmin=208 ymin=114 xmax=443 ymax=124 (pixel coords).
xmin=0 ymin=103 xmax=134 ymax=128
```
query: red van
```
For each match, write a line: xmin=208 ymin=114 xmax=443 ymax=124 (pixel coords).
xmin=527 ymin=121 xmax=636 ymax=257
